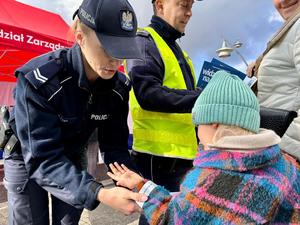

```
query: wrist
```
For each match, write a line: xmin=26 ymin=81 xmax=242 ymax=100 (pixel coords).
xmin=135 ymin=178 xmax=148 ymax=192
xmin=97 ymin=187 xmax=108 ymax=203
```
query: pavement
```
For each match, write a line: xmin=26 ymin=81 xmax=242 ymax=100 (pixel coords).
xmin=0 ymin=160 xmax=140 ymax=225
xmin=0 ymin=179 xmax=140 ymax=225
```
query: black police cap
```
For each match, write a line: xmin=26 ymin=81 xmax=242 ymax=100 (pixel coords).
xmin=73 ymin=0 xmax=142 ymax=59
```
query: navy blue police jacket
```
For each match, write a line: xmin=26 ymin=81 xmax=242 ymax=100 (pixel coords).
xmin=10 ymin=44 xmax=132 ymax=210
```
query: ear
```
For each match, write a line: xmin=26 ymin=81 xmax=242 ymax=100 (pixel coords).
xmin=75 ymin=30 xmax=85 ymax=47
xmin=155 ymin=0 xmax=164 ymax=15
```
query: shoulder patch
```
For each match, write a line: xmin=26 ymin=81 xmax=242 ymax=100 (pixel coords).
xmin=137 ymin=30 xmax=150 ymax=38
xmin=24 ymin=59 xmax=62 ymax=89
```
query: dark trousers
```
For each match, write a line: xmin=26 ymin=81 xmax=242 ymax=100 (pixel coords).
xmin=4 ymin=153 xmax=82 ymax=225
xmin=131 ymin=151 xmax=193 ymax=225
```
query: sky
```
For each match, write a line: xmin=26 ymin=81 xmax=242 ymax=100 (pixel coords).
xmin=17 ymin=0 xmax=284 ymax=77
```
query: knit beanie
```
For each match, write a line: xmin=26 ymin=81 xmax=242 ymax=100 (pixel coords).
xmin=192 ymin=71 xmax=260 ymax=133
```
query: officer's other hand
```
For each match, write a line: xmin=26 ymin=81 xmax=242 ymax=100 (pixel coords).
xmin=107 ymin=162 xmax=144 ymax=190
xmin=246 ymin=62 xmax=256 ymax=77
xmin=97 ymin=187 xmax=147 ymax=215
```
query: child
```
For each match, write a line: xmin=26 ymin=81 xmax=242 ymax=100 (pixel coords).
xmin=108 ymin=71 xmax=300 ymax=224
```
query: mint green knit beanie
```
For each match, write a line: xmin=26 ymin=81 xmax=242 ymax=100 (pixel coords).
xmin=192 ymin=71 xmax=260 ymax=133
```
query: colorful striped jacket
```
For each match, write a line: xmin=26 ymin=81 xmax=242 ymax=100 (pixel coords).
xmin=141 ymin=145 xmax=300 ymax=224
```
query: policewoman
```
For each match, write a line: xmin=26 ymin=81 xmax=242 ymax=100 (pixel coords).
xmin=3 ymin=0 xmax=147 ymax=224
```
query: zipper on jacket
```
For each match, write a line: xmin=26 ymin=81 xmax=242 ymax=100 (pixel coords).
xmin=88 ymin=94 xmax=93 ymax=105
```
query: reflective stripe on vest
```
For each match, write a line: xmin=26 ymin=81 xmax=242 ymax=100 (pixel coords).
xmin=129 ymin=27 xmax=198 ymax=159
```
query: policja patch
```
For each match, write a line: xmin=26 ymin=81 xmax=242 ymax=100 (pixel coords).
xmin=78 ymin=8 xmax=95 ymax=26
xmin=120 ymin=10 xmax=134 ymax=31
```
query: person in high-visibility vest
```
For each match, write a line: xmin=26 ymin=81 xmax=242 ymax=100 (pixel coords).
xmin=126 ymin=1 xmax=202 ymax=218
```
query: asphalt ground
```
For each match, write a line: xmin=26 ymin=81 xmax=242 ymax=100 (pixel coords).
xmin=0 ymin=180 xmax=140 ymax=225
xmin=0 ymin=160 xmax=140 ymax=225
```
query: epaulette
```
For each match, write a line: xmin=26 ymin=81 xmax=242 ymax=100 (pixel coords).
xmin=24 ymin=59 xmax=63 ymax=89
xmin=137 ymin=29 xmax=150 ymax=38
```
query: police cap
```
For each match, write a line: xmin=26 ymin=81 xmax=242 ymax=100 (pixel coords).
xmin=73 ymin=0 xmax=142 ymax=59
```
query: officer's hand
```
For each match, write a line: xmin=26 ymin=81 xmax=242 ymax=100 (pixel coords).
xmin=107 ymin=162 xmax=144 ymax=190
xmin=246 ymin=62 xmax=256 ymax=77
xmin=97 ymin=187 xmax=147 ymax=215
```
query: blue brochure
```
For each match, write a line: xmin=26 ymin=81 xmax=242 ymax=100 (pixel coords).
xmin=197 ymin=61 xmax=222 ymax=89
xmin=211 ymin=58 xmax=247 ymax=80
xmin=197 ymin=58 xmax=257 ymax=89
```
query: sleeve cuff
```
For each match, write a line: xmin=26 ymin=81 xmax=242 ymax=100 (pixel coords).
xmin=136 ymin=180 xmax=157 ymax=208
xmin=86 ymin=181 xmax=103 ymax=210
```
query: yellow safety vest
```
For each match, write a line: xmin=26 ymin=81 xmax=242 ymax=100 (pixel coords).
xmin=130 ymin=27 xmax=197 ymax=159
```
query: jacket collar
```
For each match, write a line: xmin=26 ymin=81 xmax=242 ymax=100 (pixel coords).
xmin=193 ymin=144 xmax=281 ymax=172
xmin=194 ymin=129 xmax=282 ymax=171
xmin=150 ymin=15 xmax=183 ymax=42
xmin=67 ymin=44 xmax=90 ymax=91
xmin=66 ymin=44 xmax=119 ymax=94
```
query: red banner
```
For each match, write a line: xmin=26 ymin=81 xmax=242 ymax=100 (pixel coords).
xmin=0 ymin=23 xmax=72 ymax=54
